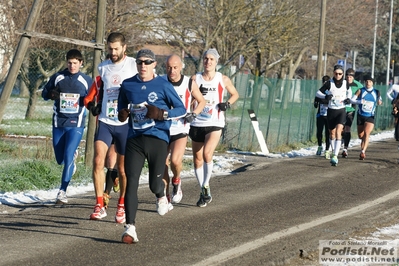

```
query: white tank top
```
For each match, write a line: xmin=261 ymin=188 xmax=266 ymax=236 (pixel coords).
xmin=191 ymin=72 xmax=226 ymax=128
xmin=161 ymin=75 xmax=191 ymax=135
xmin=98 ymin=56 xmax=138 ymax=125
xmin=328 ymin=79 xmax=349 ymax=110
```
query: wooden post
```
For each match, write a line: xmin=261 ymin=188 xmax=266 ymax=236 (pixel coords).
xmin=0 ymin=0 xmax=44 ymax=123
xmin=84 ymin=0 xmax=107 ymax=167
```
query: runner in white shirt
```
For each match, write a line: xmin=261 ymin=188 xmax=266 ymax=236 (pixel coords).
xmin=84 ymin=32 xmax=137 ymax=223
xmin=161 ymin=54 xmax=205 ymax=206
xmin=189 ymin=48 xmax=239 ymax=207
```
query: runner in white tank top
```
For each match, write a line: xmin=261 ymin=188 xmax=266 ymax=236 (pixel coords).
xmin=161 ymin=54 xmax=206 ymax=205
xmin=189 ymin=48 xmax=239 ymax=207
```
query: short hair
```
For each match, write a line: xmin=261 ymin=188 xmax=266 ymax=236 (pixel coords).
xmin=346 ymin=68 xmax=355 ymax=75
xmin=322 ymin=75 xmax=330 ymax=83
xmin=66 ymin=49 xmax=83 ymax=62
xmin=107 ymin=32 xmax=126 ymax=46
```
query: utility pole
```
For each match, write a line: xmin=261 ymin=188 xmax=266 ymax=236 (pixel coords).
xmin=316 ymin=0 xmax=327 ymax=80
xmin=0 ymin=0 xmax=44 ymax=123
xmin=386 ymin=0 xmax=393 ymax=85
xmin=371 ymin=0 xmax=378 ymax=78
xmin=85 ymin=0 xmax=106 ymax=166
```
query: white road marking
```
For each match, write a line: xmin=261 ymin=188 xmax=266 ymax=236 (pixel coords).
xmin=192 ymin=189 xmax=399 ymax=265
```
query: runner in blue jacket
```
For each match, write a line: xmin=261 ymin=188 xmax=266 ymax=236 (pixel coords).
xmin=42 ymin=49 xmax=92 ymax=204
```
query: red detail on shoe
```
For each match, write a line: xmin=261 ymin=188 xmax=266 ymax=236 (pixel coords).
xmin=122 ymin=234 xmax=137 ymax=244
xmin=172 ymin=177 xmax=181 ymax=186
xmin=359 ymin=152 xmax=365 ymax=160
xmin=115 ymin=204 xmax=125 ymax=224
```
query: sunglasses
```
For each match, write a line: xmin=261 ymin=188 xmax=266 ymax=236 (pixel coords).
xmin=334 ymin=72 xmax=343 ymax=76
xmin=136 ymin=59 xmax=154 ymax=65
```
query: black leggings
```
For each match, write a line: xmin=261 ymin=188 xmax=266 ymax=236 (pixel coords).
xmin=316 ymin=116 xmax=330 ymax=149
xmin=124 ymin=135 xmax=168 ymax=225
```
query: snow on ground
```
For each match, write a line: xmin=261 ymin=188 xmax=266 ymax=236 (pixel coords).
xmin=1 ymin=130 xmax=399 ymax=242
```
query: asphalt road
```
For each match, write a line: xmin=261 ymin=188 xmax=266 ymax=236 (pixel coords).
xmin=1 ymin=139 xmax=399 ymax=266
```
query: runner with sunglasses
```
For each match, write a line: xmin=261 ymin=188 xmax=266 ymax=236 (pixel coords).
xmin=316 ymin=65 xmax=352 ymax=166
xmin=118 ymin=49 xmax=187 ymax=243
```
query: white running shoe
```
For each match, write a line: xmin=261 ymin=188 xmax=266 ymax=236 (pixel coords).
xmin=171 ymin=177 xmax=183 ymax=204
xmin=122 ymin=224 xmax=139 ymax=244
xmin=156 ymin=196 xmax=169 ymax=216
xmin=56 ymin=190 xmax=68 ymax=204
xmin=115 ymin=204 xmax=126 ymax=224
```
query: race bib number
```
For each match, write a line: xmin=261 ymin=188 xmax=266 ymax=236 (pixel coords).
xmin=320 ymin=104 xmax=328 ymax=116
xmin=362 ymin=100 xmax=374 ymax=112
xmin=331 ymin=92 xmax=346 ymax=108
xmin=60 ymin=93 xmax=80 ymax=114
xmin=106 ymin=100 xmax=118 ymax=120
xmin=199 ymin=101 xmax=214 ymax=120
xmin=129 ymin=102 xmax=155 ymax=130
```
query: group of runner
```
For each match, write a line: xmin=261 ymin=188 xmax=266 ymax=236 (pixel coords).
xmin=314 ymin=65 xmax=383 ymax=166
xmin=41 ymin=32 xmax=239 ymax=243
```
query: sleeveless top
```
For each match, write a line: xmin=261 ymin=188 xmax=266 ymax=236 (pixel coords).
xmin=97 ymin=56 xmax=138 ymax=126
xmin=191 ymin=72 xmax=226 ymax=128
xmin=161 ymin=75 xmax=191 ymax=135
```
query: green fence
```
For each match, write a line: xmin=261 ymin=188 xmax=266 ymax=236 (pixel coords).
xmin=1 ymin=62 xmax=395 ymax=153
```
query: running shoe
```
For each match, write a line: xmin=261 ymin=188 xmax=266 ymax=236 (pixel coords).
xmin=325 ymin=150 xmax=331 ymax=160
xmin=342 ymin=149 xmax=348 ymax=158
xmin=202 ymin=186 xmax=212 ymax=204
xmin=359 ymin=152 xmax=366 ymax=160
xmin=103 ymin=193 xmax=111 ymax=209
xmin=196 ymin=193 xmax=207 ymax=207
xmin=113 ymin=177 xmax=120 ymax=193
xmin=122 ymin=224 xmax=139 ymax=244
xmin=330 ymin=155 xmax=338 ymax=166
xmin=171 ymin=177 xmax=183 ymax=204
xmin=166 ymin=195 xmax=174 ymax=211
xmin=156 ymin=196 xmax=169 ymax=216
xmin=90 ymin=204 xmax=107 ymax=220
xmin=316 ymin=146 xmax=323 ymax=156
xmin=115 ymin=204 xmax=126 ymax=224
xmin=56 ymin=190 xmax=68 ymax=204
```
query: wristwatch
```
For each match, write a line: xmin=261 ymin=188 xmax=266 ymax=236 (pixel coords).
xmin=163 ymin=110 xmax=168 ymax=120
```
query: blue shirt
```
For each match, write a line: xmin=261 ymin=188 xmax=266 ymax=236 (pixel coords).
xmin=118 ymin=75 xmax=187 ymax=143
xmin=42 ymin=69 xmax=91 ymax=128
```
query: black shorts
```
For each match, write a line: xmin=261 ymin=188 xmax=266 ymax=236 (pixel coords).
xmin=357 ymin=114 xmax=375 ymax=126
xmin=327 ymin=108 xmax=346 ymax=130
xmin=189 ymin=126 xmax=223 ymax=142
xmin=170 ymin=133 xmax=187 ymax=143
xmin=345 ymin=111 xmax=355 ymax=127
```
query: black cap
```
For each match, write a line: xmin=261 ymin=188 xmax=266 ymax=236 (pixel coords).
xmin=333 ymin=64 xmax=343 ymax=71
xmin=364 ymin=75 xmax=374 ymax=82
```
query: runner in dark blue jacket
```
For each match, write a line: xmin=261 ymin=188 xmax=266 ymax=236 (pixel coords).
xmin=117 ymin=49 xmax=186 ymax=244
xmin=42 ymin=49 xmax=92 ymax=204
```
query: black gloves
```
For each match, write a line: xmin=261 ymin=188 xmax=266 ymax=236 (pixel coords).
xmin=118 ymin=108 xmax=130 ymax=122
xmin=218 ymin=102 xmax=230 ymax=111
xmin=145 ymin=105 xmax=164 ymax=120
xmin=313 ymin=101 xmax=318 ymax=108
xmin=87 ymin=101 xmax=102 ymax=116
xmin=325 ymin=94 xmax=333 ymax=101
xmin=184 ymin=113 xmax=197 ymax=123
xmin=343 ymin=98 xmax=351 ymax=105
xmin=47 ymin=86 xmax=60 ymax=100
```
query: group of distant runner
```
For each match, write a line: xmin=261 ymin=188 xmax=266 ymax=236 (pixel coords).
xmin=313 ymin=65 xmax=392 ymax=167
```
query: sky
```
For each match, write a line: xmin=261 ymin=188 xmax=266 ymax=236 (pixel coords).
xmin=1 ymin=130 xmax=399 ymax=253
